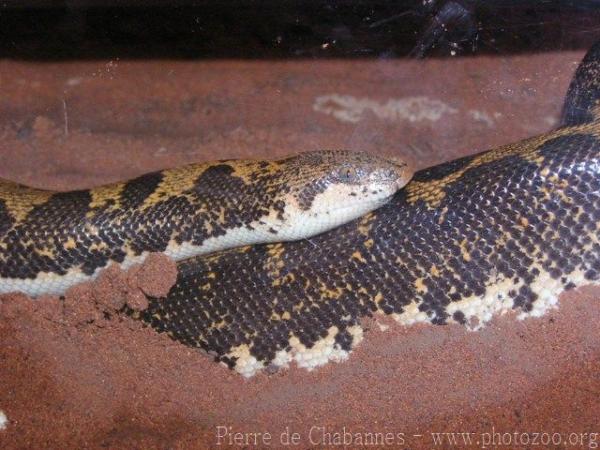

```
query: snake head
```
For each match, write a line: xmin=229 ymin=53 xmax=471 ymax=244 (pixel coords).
xmin=269 ymin=149 xmax=413 ymax=240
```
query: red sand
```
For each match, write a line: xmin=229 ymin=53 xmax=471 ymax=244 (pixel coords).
xmin=2 ymin=52 xmax=600 ymax=449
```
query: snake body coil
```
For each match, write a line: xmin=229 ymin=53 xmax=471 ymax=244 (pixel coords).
xmin=0 ymin=151 xmax=410 ymax=296
xmin=140 ymin=42 xmax=600 ymax=377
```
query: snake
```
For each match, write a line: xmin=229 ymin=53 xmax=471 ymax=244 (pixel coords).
xmin=0 ymin=151 xmax=411 ymax=297
xmin=136 ymin=41 xmax=600 ymax=377
xmin=3 ymin=42 xmax=600 ymax=379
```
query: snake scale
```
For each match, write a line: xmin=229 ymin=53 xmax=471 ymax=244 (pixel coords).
xmin=138 ymin=42 xmax=600 ymax=377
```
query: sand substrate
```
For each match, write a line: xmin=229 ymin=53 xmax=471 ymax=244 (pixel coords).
xmin=1 ymin=51 xmax=600 ymax=449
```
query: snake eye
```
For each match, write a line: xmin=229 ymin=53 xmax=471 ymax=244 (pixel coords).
xmin=339 ymin=166 xmax=358 ymax=182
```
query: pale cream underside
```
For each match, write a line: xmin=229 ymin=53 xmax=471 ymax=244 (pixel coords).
xmin=0 ymin=184 xmax=390 ymax=297
xmin=229 ymin=262 xmax=600 ymax=377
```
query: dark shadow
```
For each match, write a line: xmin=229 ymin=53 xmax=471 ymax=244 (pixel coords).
xmin=1 ymin=0 xmax=600 ymax=60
